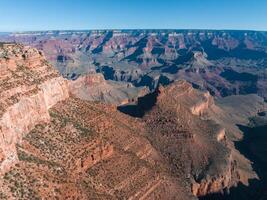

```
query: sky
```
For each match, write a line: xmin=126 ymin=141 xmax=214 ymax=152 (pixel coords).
xmin=0 ymin=0 xmax=267 ymax=31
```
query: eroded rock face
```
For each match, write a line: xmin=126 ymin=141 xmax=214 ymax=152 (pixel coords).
xmin=191 ymin=156 xmax=237 ymax=197
xmin=141 ymin=81 xmax=243 ymax=197
xmin=68 ymin=73 xmax=148 ymax=105
xmin=0 ymin=44 xmax=69 ymax=173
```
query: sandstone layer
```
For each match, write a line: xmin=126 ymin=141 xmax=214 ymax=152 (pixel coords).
xmin=0 ymin=44 xmax=69 ymax=173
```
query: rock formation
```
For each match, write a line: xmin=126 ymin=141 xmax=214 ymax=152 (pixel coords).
xmin=0 ymin=44 xmax=266 ymax=199
xmin=141 ymin=81 xmax=239 ymax=197
xmin=68 ymin=72 xmax=148 ymax=105
xmin=0 ymin=44 xmax=69 ymax=173
xmin=1 ymin=30 xmax=266 ymax=100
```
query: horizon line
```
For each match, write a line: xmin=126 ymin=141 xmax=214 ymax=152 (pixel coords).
xmin=1 ymin=28 xmax=267 ymax=33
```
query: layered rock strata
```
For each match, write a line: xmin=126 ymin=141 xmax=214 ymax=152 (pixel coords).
xmin=0 ymin=44 xmax=69 ymax=173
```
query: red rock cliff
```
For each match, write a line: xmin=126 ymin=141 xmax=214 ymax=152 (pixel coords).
xmin=0 ymin=44 xmax=69 ymax=173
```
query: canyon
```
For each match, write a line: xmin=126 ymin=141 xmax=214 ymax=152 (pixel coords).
xmin=0 ymin=29 xmax=267 ymax=200
xmin=1 ymin=30 xmax=267 ymax=100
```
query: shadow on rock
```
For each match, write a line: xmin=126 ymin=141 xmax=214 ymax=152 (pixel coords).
xmin=200 ymin=124 xmax=267 ymax=200
xmin=117 ymin=87 xmax=160 ymax=118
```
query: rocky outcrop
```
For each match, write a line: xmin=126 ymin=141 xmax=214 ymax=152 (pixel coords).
xmin=73 ymin=139 xmax=114 ymax=174
xmin=190 ymin=92 xmax=214 ymax=116
xmin=0 ymin=44 xmax=69 ymax=173
xmin=68 ymin=72 xmax=106 ymax=89
xmin=68 ymin=73 xmax=148 ymax=105
xmin=141 ymin=81 xmax=243 ymax=197
xmin=191 ymin=157 xmax=237 ymax=196
xmin=216 ymin=128 xmax=226 ymax=142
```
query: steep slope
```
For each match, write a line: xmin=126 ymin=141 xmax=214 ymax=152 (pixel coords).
xmin=0 ymin=43 xmax=69 ymax=173
xmin=0 ymin=98 xmax=195 ymax=200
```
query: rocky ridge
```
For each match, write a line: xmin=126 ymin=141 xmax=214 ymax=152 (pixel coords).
xmin=142 ymin=81 xmax=239 ymax=197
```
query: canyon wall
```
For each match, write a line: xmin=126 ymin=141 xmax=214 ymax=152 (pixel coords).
xmin=0 ymin=44 xmax=69 ymax=173
xmin=1 ymin=30 xmax=266 ymax=100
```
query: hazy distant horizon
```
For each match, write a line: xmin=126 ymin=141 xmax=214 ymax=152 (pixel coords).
xmin=1 ymin=28 xmax=267 ymax=33
xmin=0 ymin=0 xmax=267 ymax=32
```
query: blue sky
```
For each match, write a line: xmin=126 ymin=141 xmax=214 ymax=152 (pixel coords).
xmin=0 ymin=0 xmax=266 ymax=31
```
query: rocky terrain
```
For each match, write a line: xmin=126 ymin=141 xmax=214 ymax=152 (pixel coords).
xmin=0 ymin=36 xmax=267 ymax=200
xmin=119 ymin=80 xmax=266 ymax=198
xmin=68 ymin=72 xmax=148 ymax=105
xmin=0 ymin=43 xmax=69 ymax=174
xmin=1 ymin=30 xmax=267 ymax=100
